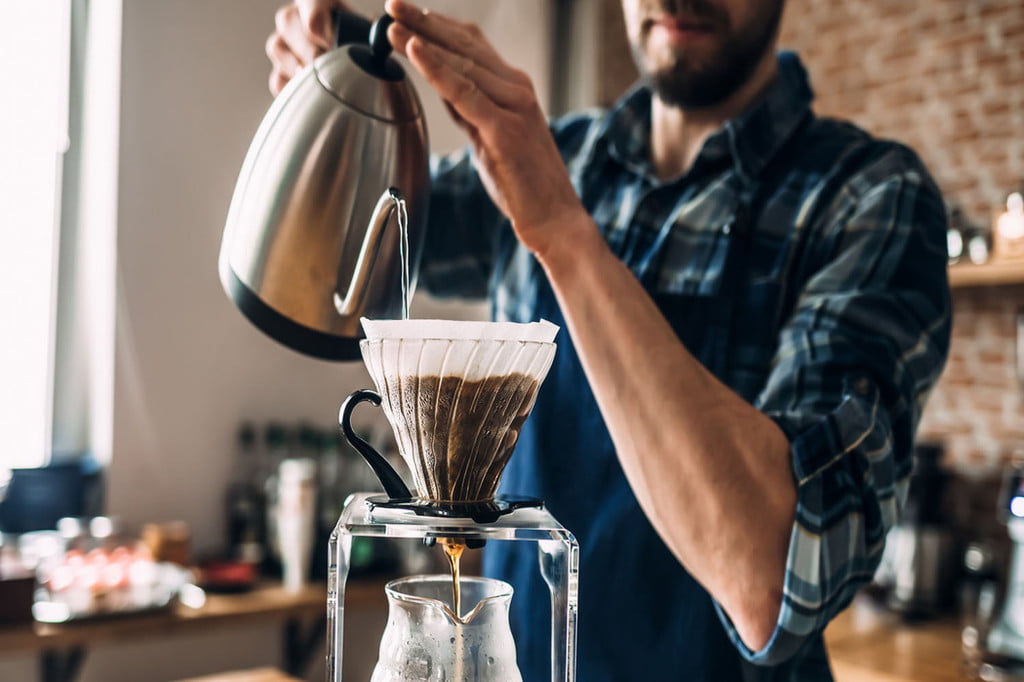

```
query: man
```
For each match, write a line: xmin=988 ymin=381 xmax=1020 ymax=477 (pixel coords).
xmin=267 ymin=0 xmax=950 ymax=679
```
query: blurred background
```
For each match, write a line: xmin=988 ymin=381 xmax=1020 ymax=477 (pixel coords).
xmin=1 ymin=0 xmax=1023 ymax=680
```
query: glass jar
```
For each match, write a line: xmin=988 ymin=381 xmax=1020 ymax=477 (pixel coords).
xmin=371 ymin=575 xmax=522 ymax=682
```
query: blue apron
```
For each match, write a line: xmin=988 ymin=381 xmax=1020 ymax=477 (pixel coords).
xmin=482 ymin=197 xmax=762 ymax=681
xmin=483 ymin=285 xmax=747 ymax=680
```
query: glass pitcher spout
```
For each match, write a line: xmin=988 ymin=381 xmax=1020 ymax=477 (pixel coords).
xmin=371 ymin=575 xmax=523 ymax=682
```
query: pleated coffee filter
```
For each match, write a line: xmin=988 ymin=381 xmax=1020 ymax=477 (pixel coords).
xmin=359 ymin=318 xmax=558 ymax=502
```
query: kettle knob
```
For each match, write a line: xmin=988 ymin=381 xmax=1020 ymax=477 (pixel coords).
xmin=369 ymin=15 xmax=395 ymax=61
xmin=347 ymin=14 xmax=403 ymax=82
xmin=332 ymin=11 xmax=399 ymax=77
xmin=333 ymin=11 xmax=394 ymax=57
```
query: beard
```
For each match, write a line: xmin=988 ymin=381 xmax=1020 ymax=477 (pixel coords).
xmin=632 ymin=0 xmax=785 ymax=110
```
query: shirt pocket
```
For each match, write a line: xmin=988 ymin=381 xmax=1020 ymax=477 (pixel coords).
xmin=648 ymin=217 xmax=735 ymax=297
xmin=644 ymin=217 xmax=737 ymax=372
xmin=649 ymin=244 xmax=787 ymax=399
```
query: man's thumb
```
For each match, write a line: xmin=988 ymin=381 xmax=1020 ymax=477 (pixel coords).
xmin=297 ymin=0 xmax=347 ymax=49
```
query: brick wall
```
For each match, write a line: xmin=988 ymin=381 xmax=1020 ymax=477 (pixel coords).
xmin=780 ymin=0 xmax=1024 ymax=221
xmin=918 ymin=287 xmax=1024 ymax=471
xmin=594 ymin=0 xmax=1024 ymax=474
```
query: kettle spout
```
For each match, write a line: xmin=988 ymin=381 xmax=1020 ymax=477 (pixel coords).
xmin=334 ymin=187 xmax=410 ymax=319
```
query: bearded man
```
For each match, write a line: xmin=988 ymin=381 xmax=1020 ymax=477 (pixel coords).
xmin=267 ymin=1 xmax=951 ymax=679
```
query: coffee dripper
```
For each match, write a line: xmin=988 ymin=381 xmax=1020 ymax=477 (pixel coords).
xmin=215 ymin=8 xmax=578 ymax=677
xmin=328 ymin=319 xmax=579 ymax=681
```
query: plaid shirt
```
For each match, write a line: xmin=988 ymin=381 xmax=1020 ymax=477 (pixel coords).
xmin=420 ymin=52 xmax=950 ymax=679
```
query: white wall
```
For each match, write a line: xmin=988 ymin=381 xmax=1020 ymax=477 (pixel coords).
xmin=0 ymin=1 xmax=552 ymax=680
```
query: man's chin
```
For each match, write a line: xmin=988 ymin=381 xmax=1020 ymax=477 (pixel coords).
xmin=649 ymin=70 xmax=737 ymax=110
xmin=646 ymin=40 xmax=720 ymax=74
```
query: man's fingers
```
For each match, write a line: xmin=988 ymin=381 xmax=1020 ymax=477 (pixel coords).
xmin=295 ymin=0 xmax=342 ymax=51
xmin=443 ymin=101 xmax=485 ymax=150
xmin=385 ymin=0 xmax=520 ymax=82
xmin=455 ymin=57 xmax=531 ymax=110
xmin=391 ymin=23 xmax=529 ymax=110
xmin=268 ymin=1 xmax=357 ymax=96
xmin=265 ymin=32 xmax=298 ymax=71
xmin=407 ymin=37 xmax=502 ymax=126
xmin=443 ymin=101 xmax=467 ymax=129
xmin=267 ymin=30 xmax=304 ymax=96
xmin=269 ymin=69 xmax=290 ymax=97
xmin=386 ymin=20 xmax=413 ymax=57
xmin=275 ymin=4 xmax=323 ymax=66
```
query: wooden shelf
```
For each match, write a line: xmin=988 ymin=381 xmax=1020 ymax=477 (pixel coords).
xmin=949 ymin=260 xmax=1024 ymax=288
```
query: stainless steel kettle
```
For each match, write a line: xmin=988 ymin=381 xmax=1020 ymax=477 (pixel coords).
xmin=219 ymin=13 xmax=429 ymax=360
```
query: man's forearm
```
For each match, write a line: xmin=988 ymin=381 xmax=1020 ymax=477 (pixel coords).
xmin=379 ymin=0 xmax=796 ymax=649
xmin=534 ymin=212 xmax=797 ymax=651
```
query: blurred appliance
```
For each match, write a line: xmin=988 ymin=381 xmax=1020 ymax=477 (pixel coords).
xmin=987 ymin=464 xmax=1024 ymax=663
xmin=881 ymin=442 xmax=957 ymax=618
xmin=0 ymin=463 xmax=85 ymax=534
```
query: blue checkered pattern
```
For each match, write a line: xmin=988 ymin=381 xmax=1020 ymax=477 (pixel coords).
xmin=419 ymin=51 xmax=950 ymax=678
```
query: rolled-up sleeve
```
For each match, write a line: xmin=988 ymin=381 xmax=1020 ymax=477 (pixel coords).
xmin=717 ymin=150 xmax=952 ymax=665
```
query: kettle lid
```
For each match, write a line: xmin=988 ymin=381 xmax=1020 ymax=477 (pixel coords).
xmin=314 ymin=14 xmax=422 ymax=123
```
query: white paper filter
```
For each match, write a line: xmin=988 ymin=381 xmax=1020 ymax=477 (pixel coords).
xmin=361 ymin=318 xmax=558 ymax=342
xmin=360 ymin=318 xmax=558 ymax=382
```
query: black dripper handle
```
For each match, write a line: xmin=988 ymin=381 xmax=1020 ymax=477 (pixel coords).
xmin=339 ymin=390 xmax=412 ymax=500
xmin=333 ymin=11 xmax=372 ymax=48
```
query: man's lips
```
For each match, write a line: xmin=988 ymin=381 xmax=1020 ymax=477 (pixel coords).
xmin=646 ymin=16 xmax=717 ymax=43
xmin=655 ymin=17 xmax=715 ymax=31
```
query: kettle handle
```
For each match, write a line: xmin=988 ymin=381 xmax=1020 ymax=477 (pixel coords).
xmin=334 ymin=187 xmax=408 ymax=318
xmin=339 ymin=390 xmax=413 ymax=500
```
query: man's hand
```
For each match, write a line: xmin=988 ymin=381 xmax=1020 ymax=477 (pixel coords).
xmin=384 ymin=0 xmax=589 ymax=262
xmin=267 ymin=0 xmax=350 ymax=96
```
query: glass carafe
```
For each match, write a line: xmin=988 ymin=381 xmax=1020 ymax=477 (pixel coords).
xmin=371 ymin=575 xmax=522 ymax=682
xmin=328 ymin=493 xmax=578 ymax=681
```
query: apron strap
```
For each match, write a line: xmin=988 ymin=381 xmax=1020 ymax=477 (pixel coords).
xmin=708 ymin=114 xmax=815 ymax=374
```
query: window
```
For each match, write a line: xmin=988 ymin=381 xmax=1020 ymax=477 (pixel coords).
xmin=0 ymin=1 xmax=72 ymax=469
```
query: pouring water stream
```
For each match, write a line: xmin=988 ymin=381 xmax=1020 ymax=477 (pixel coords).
xmin=396 ymin=195 xmax=410 ymax=321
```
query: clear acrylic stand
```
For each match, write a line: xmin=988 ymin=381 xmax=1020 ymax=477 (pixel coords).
xmin=327 ymin=492 xmax=579 ymax=681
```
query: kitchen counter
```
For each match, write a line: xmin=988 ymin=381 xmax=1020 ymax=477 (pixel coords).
xmin=0 ymin=581 xmax=334 ymax=682
xmin=825 ymin=595 xmax=965 ymax=681
xmin=0 ymin=580 xmax=971 ymax=681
